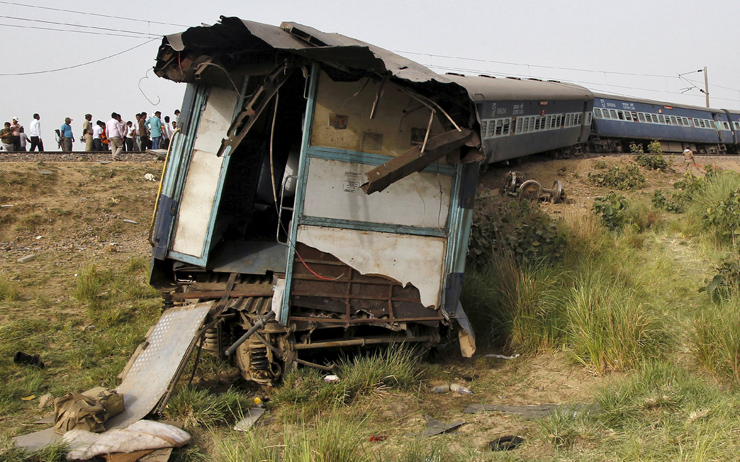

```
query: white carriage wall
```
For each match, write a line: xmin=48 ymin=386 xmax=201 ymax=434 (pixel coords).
xmin=171 ymin=88 xmax=238 ymax=258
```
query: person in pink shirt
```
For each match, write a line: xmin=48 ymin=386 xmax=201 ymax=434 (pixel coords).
xmin=106 ymin=112 xmax=124 ymax=161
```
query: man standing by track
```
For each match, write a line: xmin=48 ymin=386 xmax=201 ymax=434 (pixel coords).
xmin=106 ymin=113 xmax=124 ymax=161
xmin=147 ymin=111 xmax=163 ymax=150
xmin=60 ymin=117 xmax=74 ymax=152
xmin=29 ymin=113 xmax=43 ymax=152
xmin=82 ymin=114 xmax=94 ymax=151
xmin=138 ymin=112 xmax=149 ymax=150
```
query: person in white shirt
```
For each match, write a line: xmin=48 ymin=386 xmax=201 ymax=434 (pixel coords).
xmin=29 ymin=113 xmax=43 ymax=152
xmin=92 ymin=122 xmax=103 ymax=151
xmin=106 ymin=112 xmax=124 ymax=161
xmin=19 ymin=127 xmax=30 ymax=151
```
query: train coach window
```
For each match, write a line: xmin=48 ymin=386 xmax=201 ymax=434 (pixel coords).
xmin=692 ymin=119 xmax=699 ymax=127
xmin=503 ymin=119 xmax=512 ymax=136
xmin=575 ymin=113 xmax=582 ymax=125
xmin=670 ymin=116 xmax=678 ymax=125
xmin=638 ymin=113 xmax=646 ymax=122
xmin=617 ymin=111 xmax=625 ymax=120
xmin=658 ymin=115 xmax=666 ymax=124
xmin=723 ymin=122 xmax=730 ymax=130
xmin=651 ymin=114 xmax=660 ymax=124
xmin=624 ymin=112 xmax=633 ymax=121
xmin=593 ymin=108 xmax=602 ymax=119
xmin=682 ymin=117 xmax=690 ymax=126
xmin=609 ymin=109 xmax=618 ymax=119
xmin=734 ymin=122 xmax=740 ymax=130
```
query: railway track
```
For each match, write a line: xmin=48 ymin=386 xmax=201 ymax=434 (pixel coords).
xmin=0 ymin=151 xmax=163 ymax=163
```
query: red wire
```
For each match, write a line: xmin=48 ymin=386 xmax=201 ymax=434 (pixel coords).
xmin=295 ymin=250 xmax=343 ymax=281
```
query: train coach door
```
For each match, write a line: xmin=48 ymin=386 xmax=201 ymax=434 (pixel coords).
xmin=167 ymin=87 xmax=241 ymax=266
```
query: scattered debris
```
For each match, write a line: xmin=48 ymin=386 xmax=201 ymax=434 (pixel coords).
xmin=420 ymin=415 xmax=465 ymax=438
xmin=21 ymin=395 xmax=36 ymax=401
xmin=485 ymin=353 xmax=521 ymax=360
xmin=38 ymin=394 xmax=53 ymax=409
xmin=369 ymin=435 xmax=388 ymax=442
xmin=252 ymin=397 xmax=264 ymax=408
xmin=1 ymin=204 xmax=14 ymax=207
xmin=463 ymin=403 xmax=600 ymax=420
xmin=122 ymin=219 xmax=138 ymax=224
xmin=17 ymin=254 xmax=37 ymax=263
xmin=233 ymin=408 xmax=266 ymax=432
xmin=35 ymin=235 xmax=43 ymax=240
xmin=63 ymin=420 xmax=190 ymax=461
xmin=502 ymin=171 xmax=566 ymax=203
xmin=144 ymin=173 xmax=156 ymax=181
xmin=450 ymin=383 xmax=472 ymax=395
xmin=429 ymin=384 xmax=450 ymax=393
xmin=53 ymin=388 xmax=125 ymax=434
xmin=323 ymin=375 xmax=340 ymax=383
xmin=38 ymin=170 xmax=54 ymax=175
xmin=14 ymin=351 xmax=44 ymax=368
xmin=489 ymin=435 xmax=525 ymax=451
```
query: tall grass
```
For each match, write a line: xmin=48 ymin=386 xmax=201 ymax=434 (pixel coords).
xmin=693 ymin=294 xmax=740 ymax=385
xmin=214 ymin=412 xmax=370 ymax=462
xmin=164 ymin=386 xmax=252 ymax=429
xmin=565 ymin=269 xmax=668 ymax=375
xmin=273 ymin=344 xmax=422 ymax=409
xmin=461 ymin=250 xmax=566 ymax=353
xmin=686 ymin=170 xmax=740 ymax=244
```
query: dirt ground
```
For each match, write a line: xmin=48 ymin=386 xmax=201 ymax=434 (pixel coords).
xmin=2 ymin=153 xmax=740 ymax=458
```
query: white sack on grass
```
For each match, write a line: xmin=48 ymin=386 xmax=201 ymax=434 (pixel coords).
xmin=63 ymin=420 xmax=190 ymax=460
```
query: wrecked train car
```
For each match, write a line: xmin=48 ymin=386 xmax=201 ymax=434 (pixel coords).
xmin=149 ymin=18 xmax=483 ymax=385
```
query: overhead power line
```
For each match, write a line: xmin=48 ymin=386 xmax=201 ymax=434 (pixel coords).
xmin=396 ymin=50 xmax=678 ymax=79
xmin=0 ymin=22 xmax=156 ymax=39
xmin=0 ymin=14 xmax=159 ymax=37
xmin=0 ymin=38 xmax=158 ymax=76
xmin=0 ymin=0 xmax=190 ymax=28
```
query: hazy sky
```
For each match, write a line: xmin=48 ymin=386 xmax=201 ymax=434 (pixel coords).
xmin=2 ymin=0 xmax=738 ymax=150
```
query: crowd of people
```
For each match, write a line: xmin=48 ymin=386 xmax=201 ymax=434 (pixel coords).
xmin=0 ymin=110 xmax=181 ymax=159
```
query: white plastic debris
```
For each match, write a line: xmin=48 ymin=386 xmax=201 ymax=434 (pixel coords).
xmin=63 ymin=420 xmax=190 ymax=460
xmin=485 ymin=353 xmax=521 ymax=360
xmin=323 ymin=375 xmax=340 ymax=383
xmin=144 ymin=173 xmax=156 ymax=181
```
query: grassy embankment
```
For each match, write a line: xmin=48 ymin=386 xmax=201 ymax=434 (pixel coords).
xmin=2 ymin=156 xmax=740 ymax=461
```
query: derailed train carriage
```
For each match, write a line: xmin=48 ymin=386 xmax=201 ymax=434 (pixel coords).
xmin=148 ymin=17 xmax=594 ymax=385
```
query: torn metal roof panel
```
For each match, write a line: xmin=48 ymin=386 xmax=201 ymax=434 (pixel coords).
xmin=156 ymin=17 xmax=455 ymax=87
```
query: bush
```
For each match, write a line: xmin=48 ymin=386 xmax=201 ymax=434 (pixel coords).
xmin=588 ymin=164 xmax=645 ymax=190
xmin=592 ymin=192 xmax=629 ymax=231
xmin=701 ymin=259 xmax=740 ymax=302
xmin=647 ymin=139 xmax=663 ymax=154
xmin=468 ymin=197 xmax=567 ymax=268
xmin=634 ymin=153 xmax=670 ymax=171
xmin=702 ymin=187 xmax=740 ymax=242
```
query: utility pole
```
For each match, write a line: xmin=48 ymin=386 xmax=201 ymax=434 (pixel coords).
xmin=703 ymin=66 xmax=709 ymax=108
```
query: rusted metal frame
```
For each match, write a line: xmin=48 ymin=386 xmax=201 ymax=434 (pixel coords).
xmin=344 ymin=267 xmax=354 ymax=327
xmin=216 ymin=62 xmax=296 ymax=158
xmin=369 ymin=76 xmax=388 ymax=120
xmin=292 ymin=274 xmax=400 ymax=285
xmin=387 ymin=283 xmax=395 ymax=322
xmin=173 ymin=288 xmax=273 ymax=301
xmin=290 ymin=316 xmax=442 ymax=324
xmin=291 ymin=291 xmax=421 ymax=303
xmin=295 ymin=358 xmax=334 ymax=371
xmin=361 ymin=128 xmax=476 ymax=195
xmin=293 ymin=335 xmax=438 ymax=350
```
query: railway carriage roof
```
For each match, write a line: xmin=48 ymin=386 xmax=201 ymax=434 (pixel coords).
xmin=592 ymin=92 xmax=724 ymax=114
xmin=444 ymin=75 xmax=593 ymax=102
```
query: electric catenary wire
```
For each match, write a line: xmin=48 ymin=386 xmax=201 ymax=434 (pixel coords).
xmin=0 ymin=39 xmax=158 ymax=76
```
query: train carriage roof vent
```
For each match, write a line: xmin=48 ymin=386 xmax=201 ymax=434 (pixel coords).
xmin=547 ymin=80 xmax=561 ymax=83
xmin=478 ymin=74 xmax=496 ymax=79
xmin=529 ymin=78 xmax=542 ymax=81
xmin=506 ymin=77 xmax=521 ymax=80
xmin=445 ymin=72 xmax=465 ymax=77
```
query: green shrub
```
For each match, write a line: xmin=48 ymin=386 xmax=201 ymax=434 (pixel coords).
xmin=647 ymin=139 xmax=663 ymax=154
xmin=629 ymin=142 xmax=644 ymax=154
xmin=588 ymin=164 xmax=645 ymax=190
xmin=701 ymin=259 xmax=740 ymax=302
xmin=634 ymin=153 xmax=670 ymax=171
xmin=164 ymin=386 xmax=251 ymax=429
xmin=468 ymin=197 xmax=567 ymax=268
xmin=702 ymin=187 xmax=740 ymax=242
xmin=592 ymin=192 xmax=629 ymax=231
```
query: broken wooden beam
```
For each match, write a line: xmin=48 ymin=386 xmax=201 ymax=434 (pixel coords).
xmin=361 ymin=128 xmax=477 ymax=194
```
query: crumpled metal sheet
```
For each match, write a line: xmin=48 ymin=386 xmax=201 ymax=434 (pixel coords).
xmin=106 ymin=302 xmax=213 ymax=429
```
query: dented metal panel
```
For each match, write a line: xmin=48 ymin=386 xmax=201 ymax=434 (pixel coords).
xmin=170 ymin=88 xmax=238 ymax=259
xmin=296 ymin=225 xmax=446 ymax=308
xmin=302 ymin=158 xmax=451 ymax=229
